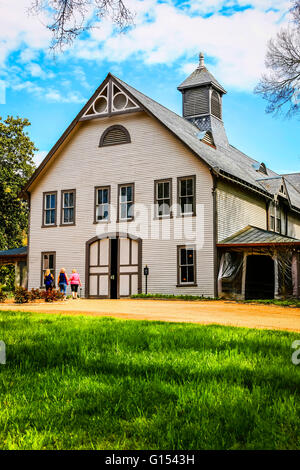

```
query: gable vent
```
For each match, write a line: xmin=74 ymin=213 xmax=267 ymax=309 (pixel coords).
xmin=183 ymin=87 xmax=209 ymax=117
xmin=202 ymin=131 xmax=215 ymax=147
xmin=211 ymin=90 xmax=222 ymax=119
xmin=99 ymin=125 xmax=131 ymax=147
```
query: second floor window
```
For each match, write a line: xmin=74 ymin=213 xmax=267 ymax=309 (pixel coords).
xmin=269 ymin=201 xmax=286 ymax=235
xmin=61 ymin=190 xmax=75 ymax=225
xmin=178 ymin=176 xmax=196 ymax=216
xmin=43 ymin=192 xmax=57 ymax=226
xmin=95 ymin=186 xmax=110 ymax=222
xmin=119 ymin=183 xmax=134 ymax=221
xmin=155 ymin=179 xmax=172 ymax=218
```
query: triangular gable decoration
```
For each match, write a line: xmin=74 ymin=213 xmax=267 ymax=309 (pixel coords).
xmin=81 ymin=79 xmax=140 ymax=120
xmin=84 ymin=83 xmax=109 ymax=117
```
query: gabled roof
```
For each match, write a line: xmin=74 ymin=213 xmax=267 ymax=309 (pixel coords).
xmin=218 ymin=226 xmax=300 ymax=246
xmin=178 ymin=66 xmax=227 ymax=94
xmin=22 ymin=73 xmax=300 ymax=215
xmin=283 ymin=173 xmax=300 ymax=189
xmin=257 ymin=177 xmax=284 ymax=195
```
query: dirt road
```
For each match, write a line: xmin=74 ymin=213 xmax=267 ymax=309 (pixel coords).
xmin=1 ymin=298 xmax=300 ymax=332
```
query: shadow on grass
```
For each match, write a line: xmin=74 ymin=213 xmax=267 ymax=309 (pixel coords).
xmin=1 ymin=319 xmax=300 ymax=449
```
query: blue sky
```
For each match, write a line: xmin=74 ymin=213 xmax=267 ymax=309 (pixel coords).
xmin=0 ymin=0 xmax=299 ymax=174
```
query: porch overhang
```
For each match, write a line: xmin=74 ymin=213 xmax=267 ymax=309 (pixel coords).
xmin=0 ymin=247 xmax=28 ymax=266
xmin=217 ymin=242 xmax=300 ymax=248
xmin=217 ymin=226 xmax=300 ymax=249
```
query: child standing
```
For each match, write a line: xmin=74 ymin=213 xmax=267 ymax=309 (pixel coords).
xmin=69 ymin=269 xmax=82 ymax=299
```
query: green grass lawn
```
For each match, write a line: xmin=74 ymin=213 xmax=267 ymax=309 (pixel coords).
xmin=0 ymin=310 xmax=299 ymax=450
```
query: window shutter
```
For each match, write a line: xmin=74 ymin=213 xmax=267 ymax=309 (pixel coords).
xmin=211 ymin=91 xmax=222 ymax=119
xmin=183 ymin=87 xmax=209 ymax=117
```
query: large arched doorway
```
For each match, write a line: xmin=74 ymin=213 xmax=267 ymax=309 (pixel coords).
xmin=245 ymin=255 xmax=275 ymax=300
xmin=85 ymin=233 xmax=142 ymax=299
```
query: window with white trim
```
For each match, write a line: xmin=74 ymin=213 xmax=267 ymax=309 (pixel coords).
xmin=61 ymin=190 xmax=75 ymax=225
xmin=155 ymin=179 xmax=172 ymax=218
xmin=178 ymin=176 xmax=196 ymax=216
xmin=95 ymin=186 xmax=110 ymax=222
xmin=119 ymin=184 xmax=134 ymax=221
xmin=269 ymin=201 xmax=286 ymax=235
xmin=43 ymin=192 xmax=56 ymax=226
xmin=178 ymin=246 xmax=196 ymax=285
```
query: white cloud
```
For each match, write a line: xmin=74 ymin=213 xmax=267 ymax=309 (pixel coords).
xmin=72 ymin=66 xmax=90 ymax=89
xmin=34 ymin=150 xmax=48 ymax=166
xmin=19 ymin=48 xmax=39 ymax=63
xmin=0 ymin=0 xmax=51 ymax=66
xmin=27 ymin=63 xmax=51 ymax=80
xmin=72 ymin=1 xmax=288 ymax=90
xmin=44 ymin=89 xmax=86 ymax=103
xmin=6 ymin=76 xmax=86 ymax=103
xmin=187 ymin=0 xmax=291 ymax=14
xmin=0 ymin=0 xmax=293 ymax=93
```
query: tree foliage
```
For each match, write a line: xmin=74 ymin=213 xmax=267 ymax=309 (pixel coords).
xmin=0 ymin=116 xmax=36 ymax=251
xmin=255 ymin=1 xmax=300 ymax=117
xmin=30 ymin=0 xmax=134 ymax=51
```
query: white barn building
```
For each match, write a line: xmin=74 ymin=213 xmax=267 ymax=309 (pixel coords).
xmin=8 ymin=54 xmax=300 ymax=299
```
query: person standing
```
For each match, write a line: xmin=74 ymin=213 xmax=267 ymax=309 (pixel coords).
xmin=57 ymin=268 xmax=69 ymax=300
xmin=69 ymin=269 xmax=82 ymax=299
xmin=44 ymin=269 xmax=54 ymax=292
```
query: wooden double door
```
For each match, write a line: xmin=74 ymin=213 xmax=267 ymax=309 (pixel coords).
xmin=86 ymin=234 xmax=141 ymax=298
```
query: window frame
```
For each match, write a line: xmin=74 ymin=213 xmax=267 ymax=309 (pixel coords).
xmin=177 ymin=175 xmax=196 ymax=217
xmin=154 ymin=178 xmax=173 ymax=219
xmin=94 ymin=186 xmax=111 ymax=224
xmin=269 ymin=201 xmax=275 ymax=231
xmin=177 ymin=245 xmax=197 ymax=287
xmin=41 ymin=251 xmax=56 ymax=288
xmin=42 ymin=191 xmax=57 ymax=228
xmin=117 ymin=183 xmax=135 ymax=222
xmin=269 ymin=201 xmax=287 ymax=235
xmin=60 ymin=189 xmax=76 ymax=226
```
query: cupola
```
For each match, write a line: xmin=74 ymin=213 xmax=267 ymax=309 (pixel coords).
xmin=178 ymin=53 xmax=229 ymax=148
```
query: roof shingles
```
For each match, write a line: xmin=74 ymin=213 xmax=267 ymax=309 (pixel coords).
xmin=218 ymin=226 xmax=300 ymax=245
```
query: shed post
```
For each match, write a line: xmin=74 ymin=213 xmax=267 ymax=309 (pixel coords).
xmin=292 ymin=252 xmax=299 ymax=298
xmin=15 ymin=262 xmax=20 ymax=287
xmin=217 ymin=253 xmax=224 ymax=297
xmin=274 ymin=252 xmax=280 ymax=299
xmin=241 ymin=252 xmax=247 ymax=300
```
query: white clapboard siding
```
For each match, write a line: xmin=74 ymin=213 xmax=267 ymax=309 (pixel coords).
xmin=28 ymin=111 xmax=215 ymax=297
xmin=288 ymin=214 xmax=300 ymax=239
xmin=216 ymin=181 xmax=267 ymax=242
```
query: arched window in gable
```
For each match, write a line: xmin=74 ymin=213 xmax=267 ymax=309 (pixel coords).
xmin=99 ymin=125 xmax=131 ymax=147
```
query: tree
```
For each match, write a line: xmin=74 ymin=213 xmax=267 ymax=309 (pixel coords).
xmin=0 ymin=116 xmax=36 ymax=252
xmin=30 ymin=0 xmax=134 ymax=51
xmin=255 ymin=1 xmax=300 ymax=118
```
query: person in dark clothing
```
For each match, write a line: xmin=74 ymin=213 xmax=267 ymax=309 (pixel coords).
xmin=57 ymin=268 xmax=69 ymax=300
xmin=44 ymin=269 xmax=54 ymax=292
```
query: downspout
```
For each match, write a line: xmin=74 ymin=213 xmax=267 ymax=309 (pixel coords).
xmin=211 ymin=170 xmax=219 ymax=298
xmin=26 ymin=191 xmax=31 ymax=290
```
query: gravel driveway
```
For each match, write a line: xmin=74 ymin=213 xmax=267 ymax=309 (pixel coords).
xmin=1 ymin=298 xmax=300 ymax=332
